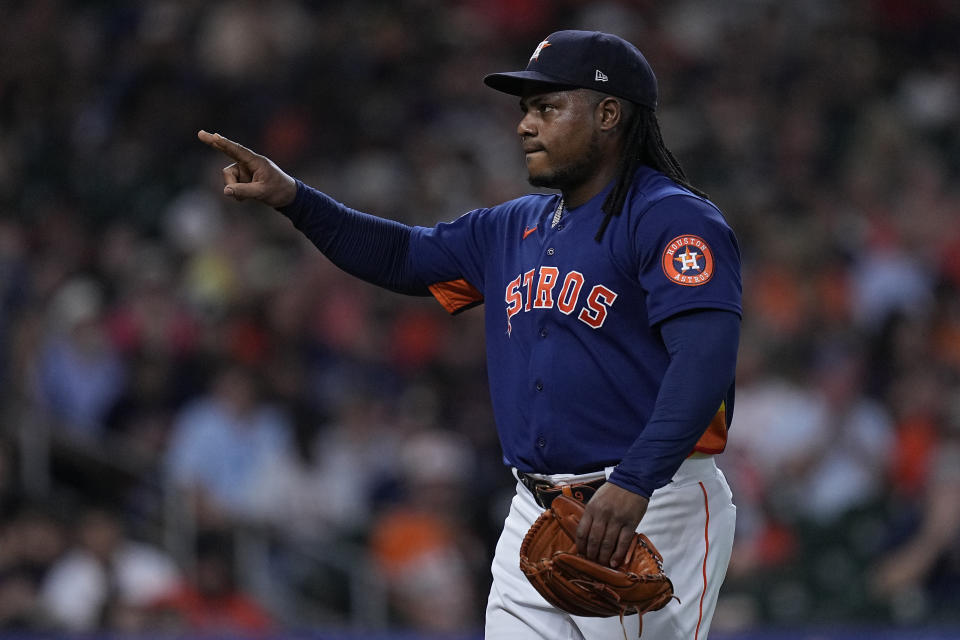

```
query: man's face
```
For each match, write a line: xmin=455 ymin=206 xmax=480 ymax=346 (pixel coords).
xmin=518 ymin=89 xmax=603 ymax=191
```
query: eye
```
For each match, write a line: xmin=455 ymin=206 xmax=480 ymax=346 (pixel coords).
xmin=540 ymin=104 xmax=556 ymax=113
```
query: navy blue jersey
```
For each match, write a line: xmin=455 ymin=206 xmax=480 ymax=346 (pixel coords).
xmin=409 ymin=167 xmax=742 ymax=476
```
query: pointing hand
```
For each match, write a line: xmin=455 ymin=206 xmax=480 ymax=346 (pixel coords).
xmin=197 ymin=130 xmax=298 ymax=209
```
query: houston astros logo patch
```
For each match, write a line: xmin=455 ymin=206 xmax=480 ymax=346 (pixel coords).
xmin=661 ymin=235 xmax=714 ymax=286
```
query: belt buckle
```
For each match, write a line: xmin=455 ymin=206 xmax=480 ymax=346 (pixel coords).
xmin=531 ymin=481 xmax=554 ymax=509
xmin=519 ymin=474 xmax=555 ymax=507
xmin=534 ymin=488 xmax=555 ymax=509
xmin=519 ymin=472 xmax=604 ymax=509
xmin=531 ymin=479 xmax=553 ymax=493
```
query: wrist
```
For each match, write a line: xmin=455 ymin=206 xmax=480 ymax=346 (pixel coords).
xmin=607 ymin=471 xmax=652 ymax=499
xmin=275 ymin=175 xmax=299 ymax=209
xmin=275 ymin=179 xmax=303 ymax=214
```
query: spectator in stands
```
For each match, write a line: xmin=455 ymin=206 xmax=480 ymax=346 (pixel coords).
xmin=35 ymin=278 xmax=126 ymax=440
xmin=0 ymin=504 xmax=66 ymax=630
xmin=871 ymin=395 xmax=960 ymax=622
xmin=103 ymin=352 xmax=182 ymax=470
xmin=250 ymin=391 xmax=400 ymax=543
xmin=148 ymin=530 xmax=272 ymax=635
xmin=164 ymin=361 xmax=291 ymax=527
xmin=39 ymin=505 xmax=180 ymax=633
xmin=369 ymin=429 xmax=484 ymax=632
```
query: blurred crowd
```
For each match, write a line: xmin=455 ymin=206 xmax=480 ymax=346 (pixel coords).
xmin=1 ymin=0 xmax=959 ymax=635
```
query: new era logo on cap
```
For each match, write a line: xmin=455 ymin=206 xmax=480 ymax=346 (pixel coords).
xmin=595 ymin=69 xmax=608 ymax=82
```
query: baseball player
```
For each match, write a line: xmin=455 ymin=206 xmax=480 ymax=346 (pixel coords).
xmin=200 ymin=30 xmax=741 ymax=639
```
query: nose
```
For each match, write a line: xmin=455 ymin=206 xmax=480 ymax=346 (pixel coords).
xmin=517 ymin=112 xmax=536 ymax=139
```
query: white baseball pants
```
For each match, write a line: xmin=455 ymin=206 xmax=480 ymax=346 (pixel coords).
xmin=485 ymin=456 xmax=736 ymax=639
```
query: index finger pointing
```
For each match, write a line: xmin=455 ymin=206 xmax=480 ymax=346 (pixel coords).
xmin=197 ymin=130 xmax=258 ymax=163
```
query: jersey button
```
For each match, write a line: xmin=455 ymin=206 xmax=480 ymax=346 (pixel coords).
xmin=537 ymin=437 xmax=546 ymax=447
xmin=546 ymin=247 xmax=555 ymax=256
xmin=535 ymin=381 xmax=543 ymax=391
xmin=539 ymin=327 xmax=548 ymax=337
xmin=557 ymin=224 xmax=564 ymax=230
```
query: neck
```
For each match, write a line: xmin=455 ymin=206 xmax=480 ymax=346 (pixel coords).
xmin=561 ymin=150 xmax=621 ymax=209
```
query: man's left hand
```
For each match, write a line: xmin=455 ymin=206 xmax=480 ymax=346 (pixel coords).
xmin=575 ymin=482 xmax=649 ymax=568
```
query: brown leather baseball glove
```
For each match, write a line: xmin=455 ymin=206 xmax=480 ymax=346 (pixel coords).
xmin=519 ymin=494 xmax=675 ymax=628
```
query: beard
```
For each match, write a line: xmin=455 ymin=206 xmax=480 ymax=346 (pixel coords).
xmin=527 ymin=132 xmax=603 ymax=192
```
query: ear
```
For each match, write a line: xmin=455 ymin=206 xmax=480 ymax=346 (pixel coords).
xmin=596 ymin=97 xmax=623 ymax=133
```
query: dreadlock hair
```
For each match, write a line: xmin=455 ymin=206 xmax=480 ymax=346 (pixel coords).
xmin=595 ymin=104 xmax=707 ymax=242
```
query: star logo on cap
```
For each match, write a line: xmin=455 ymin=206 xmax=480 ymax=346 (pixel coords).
xmin=529 ymin=39 xmax=551 ymax=62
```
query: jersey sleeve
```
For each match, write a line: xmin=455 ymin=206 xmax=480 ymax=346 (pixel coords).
xmin=636 ymin=195 xmax=742 ymax=326
xmin=409 ymin=208 xmax=491 ymax=314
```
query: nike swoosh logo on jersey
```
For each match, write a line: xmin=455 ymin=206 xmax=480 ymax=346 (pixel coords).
xmin=523 ymin=225 xmax=538 ymax=239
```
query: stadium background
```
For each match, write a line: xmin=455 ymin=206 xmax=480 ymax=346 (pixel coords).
xmin=1 ymin=0 xmax=959 ymax=637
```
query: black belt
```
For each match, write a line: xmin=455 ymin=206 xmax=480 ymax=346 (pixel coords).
xmin=517 ymin=471 xmax=606 ymax=509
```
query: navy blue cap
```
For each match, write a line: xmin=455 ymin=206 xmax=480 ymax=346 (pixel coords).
xmin=484 ymin=30 xmax=658 ymax=110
